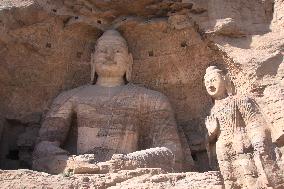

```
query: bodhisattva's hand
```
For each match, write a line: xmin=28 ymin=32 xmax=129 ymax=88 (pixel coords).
xmin=252 ymin=141 xmax=267 ymax=155
xmin=205 ymin=115 xmax=219 ymax=141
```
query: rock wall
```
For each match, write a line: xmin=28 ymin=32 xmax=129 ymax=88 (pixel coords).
xmin=0 ymin=0 xmax=283 ymax=176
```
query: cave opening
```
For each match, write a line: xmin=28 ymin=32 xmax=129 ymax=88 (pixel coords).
xmin=6 ymin=149 xmax=19 ymax=160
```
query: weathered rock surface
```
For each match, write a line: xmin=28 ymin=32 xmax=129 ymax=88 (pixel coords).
xmin=0 ymin=0 xmax=283 ymax=188
xmin=0 ymin=169 xmax=223 ymax=189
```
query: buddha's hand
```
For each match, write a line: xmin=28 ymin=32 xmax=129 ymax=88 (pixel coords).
xmin=205 ymin=115 xmax=219 ymax=141
xmin=97 ymin=148 xmax=174 ymax=173
xmin=97 ymin=154 xmax=130 ymax=174
xmin=64 ymin=154 xmax=99 ymax=174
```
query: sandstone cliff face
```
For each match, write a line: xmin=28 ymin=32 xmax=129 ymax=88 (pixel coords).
xmin=0 ymin=0 xmax=283 ymax=187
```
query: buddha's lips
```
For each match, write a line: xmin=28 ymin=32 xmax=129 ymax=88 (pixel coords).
xmin=101 ymin=61 xmax=117 ymax=65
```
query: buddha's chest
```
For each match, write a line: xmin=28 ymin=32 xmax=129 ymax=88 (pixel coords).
xmin=72 ymin=94 xmax=141 ymax=156
xmin=73 ymin=94 xmax=141 ymax=129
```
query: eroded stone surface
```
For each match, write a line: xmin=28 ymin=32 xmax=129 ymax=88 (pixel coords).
xmin=0 ymin=169 xmax=224 ymax=189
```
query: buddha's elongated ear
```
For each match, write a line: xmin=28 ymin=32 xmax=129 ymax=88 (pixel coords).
xmin=126 ymin=53 xmax=133 ymax=82
xmin=224 ymin=74 xmax=235 ymax=96
xmin=91 ymin=53 xmax=96 ymax=84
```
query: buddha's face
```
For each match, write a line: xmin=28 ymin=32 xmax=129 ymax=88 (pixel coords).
xmin=93 ymin=38 xmax=130 ymax=78
xmin=204 ymin=72 xmax=227 ymax=98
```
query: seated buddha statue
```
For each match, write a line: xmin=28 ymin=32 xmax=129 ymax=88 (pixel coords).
xmin=32 ymin=30 xmax=192 ymax=174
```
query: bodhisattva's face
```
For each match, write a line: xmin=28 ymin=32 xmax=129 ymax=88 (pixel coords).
xmin=93 ymin=39 xmax=129 ymax=78
xmin=204 ymin=72 xmax=227 ymax=98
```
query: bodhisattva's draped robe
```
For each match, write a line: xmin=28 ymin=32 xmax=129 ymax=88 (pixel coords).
xmin=206 ymin=96 xmax=283 ymax=188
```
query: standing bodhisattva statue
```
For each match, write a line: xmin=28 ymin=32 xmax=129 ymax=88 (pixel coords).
xmin=32 ymin=30 xmax=191 ymax=174
xmin=204 ymin=66 xmax=283 ymax=189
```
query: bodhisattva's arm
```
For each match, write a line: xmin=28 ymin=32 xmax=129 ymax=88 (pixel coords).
xmin=33 ymin=91 xmax=74 ymax=174
xmin=238 ymin=97 xmax=284 ymax=186
xmin=237 ymin=97 xmax=271 ymax=155
xmin=205 ymin=115 xmax=219 ymax=169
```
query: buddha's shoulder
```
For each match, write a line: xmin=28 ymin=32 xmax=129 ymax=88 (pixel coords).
xmin=53 ymin=85 xmax=90 ymax=104
xmin=127 ymin=84 xmax=169 ymax=102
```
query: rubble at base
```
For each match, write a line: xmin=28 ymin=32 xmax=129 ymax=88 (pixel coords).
xmin=0 ymin=169 xmax=223 ymax=189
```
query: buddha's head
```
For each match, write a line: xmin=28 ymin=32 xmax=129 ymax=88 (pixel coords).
xmin=204 ymin=66 xmax=229 ymax=99
xmin=91 ymin=30 xmax=133 ymax=84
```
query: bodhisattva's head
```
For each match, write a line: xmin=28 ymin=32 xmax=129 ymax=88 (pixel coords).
xmin=91 ymin=30 xmax=133 ymax=85
xmin=204 ymin=66 xmax=228 ymax=99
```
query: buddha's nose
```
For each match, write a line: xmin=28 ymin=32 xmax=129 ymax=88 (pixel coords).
xmin=106 ymin=52 xmax=113 ymax=60
xmin=105 ymin=51 xmax=114 ymax=60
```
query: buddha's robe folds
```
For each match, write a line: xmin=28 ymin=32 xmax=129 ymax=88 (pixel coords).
xmin=33 ymin=84 xmax=185 ymax=174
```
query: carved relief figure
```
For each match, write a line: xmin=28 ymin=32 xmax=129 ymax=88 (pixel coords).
xmin=32 ymin=30 xmax=192 ymax=174
xmin=204 ymin=66 xmax=283 ymax=189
